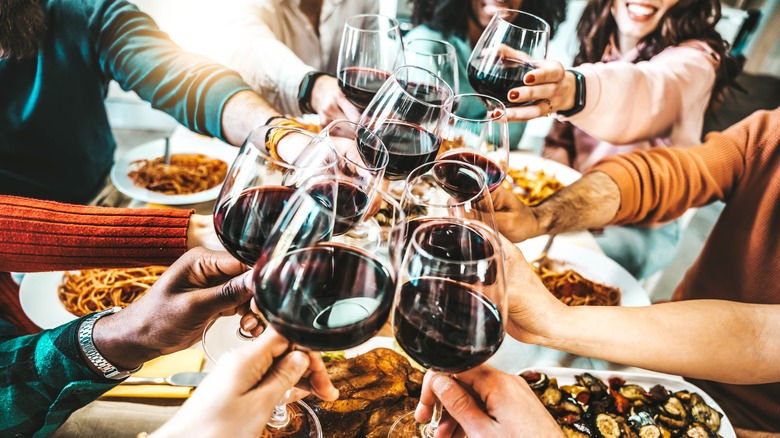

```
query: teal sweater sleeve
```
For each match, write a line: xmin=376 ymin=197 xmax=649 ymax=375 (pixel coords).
xmin=91 ymin=0 xmax=251 ymax=142
xmin=0 ymin=317 xmax=119 ymax=437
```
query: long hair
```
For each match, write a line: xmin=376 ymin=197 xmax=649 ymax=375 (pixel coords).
xmin=410 ymin=0 xmax=567 ymax=40
xmin=575 ymin=0 xmax=742 ymax=110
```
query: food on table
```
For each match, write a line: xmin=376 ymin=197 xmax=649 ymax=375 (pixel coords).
xmin=127 ymin=153 xmax=227 ymax=195
xmin=504 ymin=166 xmax=564 ymax=206
xmin=305 ymin=348 xmax=424 ymax=438
xmin=532 ymin=260 xmax=621 ymax=307
xmin=58 ymin=266 xmax=166 ymax=316
xmin=520 ymin=371 xmax=724 ymax=438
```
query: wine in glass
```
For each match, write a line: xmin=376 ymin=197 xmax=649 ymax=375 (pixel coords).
xmin=388 ymin=218 xmax=507 ymax=438
xmin=437 ymin=93 xmax=510 ymax=191
xmin=467 ymin=9 xmax=550 ymax=107
xmin=337 ymin=14 xmax=405 ymax=110
xmin=404 ymin=38 xmax=459 ymax=92
xmin=359 ymin=65 xmax=453 ymax=185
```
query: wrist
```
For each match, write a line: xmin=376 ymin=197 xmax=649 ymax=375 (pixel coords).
xmin=186 ymin=214 xmax=212 ymax=250
xmin=298 ymin=71 xmax=330 ymax=114
xmin=91 ymin=311 xmax=157 ymax=371
xmin=557 ymin=70 xmax=586 ymax=117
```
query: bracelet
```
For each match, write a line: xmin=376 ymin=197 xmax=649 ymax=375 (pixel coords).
xmin=264 ymin=117 xmax=307 ymax=162
xmin=557 ymin=69 xmax=586 ymax=117
xmin=78 ymin=307 xmax=142 ymax=380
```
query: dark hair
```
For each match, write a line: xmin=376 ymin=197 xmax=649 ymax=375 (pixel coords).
xmin=410 ymin=0 xmax=567 ymax=40
xmin=575 ymin=0 xmax=742 ymax=110
xmin=0 ymin=0 xmax=46 ymax=60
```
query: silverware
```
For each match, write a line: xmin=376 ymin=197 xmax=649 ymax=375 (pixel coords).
xmin=532 ymin=234 xmax=556 ymax=270
xmin=163 ymin=137 xmax=171 ymax=165
xmin=123 ymin=371 xmax=208 ymax=387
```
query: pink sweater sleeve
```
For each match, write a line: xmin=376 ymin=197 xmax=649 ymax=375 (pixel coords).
xmin=563 ymin=41 xmax=718 ymax=145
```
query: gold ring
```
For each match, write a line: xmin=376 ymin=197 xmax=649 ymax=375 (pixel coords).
xmin=542 ymin=99 xmax=553 ymax=117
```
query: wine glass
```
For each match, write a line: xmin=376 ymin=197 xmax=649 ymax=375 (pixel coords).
xmin=467 ymin=9 xmax=550 ymax=107
xmin=404 ymin=38 xmax=459 ymax=92
xmin=359 ymin=65 xmax=453 ymax=187
xmin=436 ymin=93 xmax=510 ymax=191
xmin=337 ymin=14 xmax=405 ymax=110
xmin=388 ymin=218 xmax=507 ymax=438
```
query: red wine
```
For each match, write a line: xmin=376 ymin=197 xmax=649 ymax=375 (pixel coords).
xmin=438 ymin=151 xmax=505 ymax=192
xmin=467 ymin=57 xmax=535 ymax=107
xmin=394 ymin=278 xmax=504 ymax=372
xmin=338 ymin=67 xmax=391 ymax=109
xmin=372 ymin=120 xmax=441 ymax=180
xmin=254 ymin=243 xmax=394 ymax=350
xmin=310 ymin=181 xmax=370 ymax=236
xmin=214 ymin=186 xmax=295 ymax=266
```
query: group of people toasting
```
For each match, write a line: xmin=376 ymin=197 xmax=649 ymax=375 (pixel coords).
xmin=1 ymin=0 xmax=778 ymax=437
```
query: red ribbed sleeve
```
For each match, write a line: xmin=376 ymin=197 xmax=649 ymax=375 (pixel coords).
xmin=0 ymin=195 xmax=193 ymax=272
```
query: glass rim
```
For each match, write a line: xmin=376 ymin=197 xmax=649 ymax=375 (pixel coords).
xmin=404 ymin=38 xmax=457 ymax=58
xmin=444 ymin=93 xmax=507 ymax=123
xmin=243 ymin=124 xmax=336 ymax=172
xmin=495 ymin=9 xmax=551 ymax=34
xmin=404 ymin=159 xmax=490 ymax=208
xmin=320 ymin=119 xmax=390 ymax=172
xmin=345 ymin=14 xmax=400 ymax=33
xmin=389 ymin=65 xmax=454 ymax=109
xmin=407 ymin=217 xmax=503 ymax=265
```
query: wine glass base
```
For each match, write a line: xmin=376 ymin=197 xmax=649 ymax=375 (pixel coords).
xmin=262 ymin=400 xmax=322 ymax=438
xmin=338 ymin=217 xmax=382 ymax=253
xmin=387 ymin=411 xmax=432 ymax=438
xmin=202 ymin=314 xmax=254 ymax=364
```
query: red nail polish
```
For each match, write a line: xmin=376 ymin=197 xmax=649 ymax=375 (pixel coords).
xmin=508 ymin=90 xmax=520 ymax=100
xmin=525 ymin=74 xmax=536 ymax=84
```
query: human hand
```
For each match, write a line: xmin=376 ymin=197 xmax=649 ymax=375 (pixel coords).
xmin=415 ymin=365 xmax=564 ymax=438
xmin=490 ymin=185 xmax=542 ymax=243
xmin=504 ymin=60 xmax=576 ymax=122
xmin=310 ymin=75 xmax=362 ymax=126
xmin=92 ymin=248 xmax=252 ymax=370
xmin=186 ymin=214 xmax=223 ymax=251
xmin=151 ymin=329 xmax=338 ymax=438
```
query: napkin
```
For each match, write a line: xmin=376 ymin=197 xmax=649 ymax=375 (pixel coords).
xmin=102 ymin=349 xmax=204 ymax=399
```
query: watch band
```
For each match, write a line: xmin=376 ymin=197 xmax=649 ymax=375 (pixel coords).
xmin=557 ymin=69 xmax=586 ymax=117
xmin=78 ymin=307 xmax=141 ymax=380
xmin=298 ymin=71 xmax=329 ymax=114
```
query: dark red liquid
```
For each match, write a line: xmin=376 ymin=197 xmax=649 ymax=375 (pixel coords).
xmin=394 ymin=278 xmax=504 ymax=372
xmin=214 ymin=186 xmax=294 ymax=266
xmin=438 ymin=151 xmax=505 ymax=192
xmin=310 ymin=181 xmax=370 ymax=236
xmin=372 ymin=120 xmax=441 ymax=180
xmin=467 ymin=57 xmax=535 ymax=107
xmin=338 ymin=67 xmax=392 ymax=109
xmin=254 ymin=243 xmax=394 ymax=350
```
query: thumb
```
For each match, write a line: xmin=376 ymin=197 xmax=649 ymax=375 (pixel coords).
xmin=432 ymin=375 xmax=495 ymax=435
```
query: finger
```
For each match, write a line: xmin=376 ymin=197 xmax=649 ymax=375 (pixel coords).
xmin=251 ymin=350 xmax=311 ymax=403
xmin=187 ymin=248 xmax=249 ymax=286
xmin=336 ymin=94 xmax=362 ymax=122
xmin=507 ymin=83 xmax=558 ymax=106
xmin=523 ymin=59 xmax=565 ymax=85
xmin=305 ymin=351 xmax=339 ymax=401
xmin=415 ymin=370 xmax=440 ymax=421
xmin=504 ymin=101 xmax=552 ymax=122
xmin=190 ymin=270 xmax=255 ymax=316
xmin=207 ymin=328 xmax=291 ymax=392
xmin=430 ymin=374 xmax=496 ymax=435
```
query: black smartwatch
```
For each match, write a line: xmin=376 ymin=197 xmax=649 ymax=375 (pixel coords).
xmin=298 ymin=71 xmax=330 ymax=114
xmin=557 ymin=69 xmax=586 ymax=117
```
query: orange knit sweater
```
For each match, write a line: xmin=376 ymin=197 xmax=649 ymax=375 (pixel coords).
xmin=0 ymin=196 xmax=193 ymax=334
xmin=592 ymin=109 xmax=780 ymax=432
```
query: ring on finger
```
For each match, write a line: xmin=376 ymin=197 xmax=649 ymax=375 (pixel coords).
xmin=542 ymin=99 xmax=553 ymax=117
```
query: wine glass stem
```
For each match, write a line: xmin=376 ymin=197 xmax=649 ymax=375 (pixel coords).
xmin=422 ymin=400 xmax=443 ymax=438
xmin=267 ymin=389 xmax=292 ymax=429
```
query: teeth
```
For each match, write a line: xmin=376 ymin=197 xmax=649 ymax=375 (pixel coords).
xmin=627 ymin=3 xmax=656 ymax=16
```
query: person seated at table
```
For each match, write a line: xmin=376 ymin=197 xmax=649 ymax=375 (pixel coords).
xmin=405 ymin=0 xmax=567 ymax=149
xmin=487 ymin=108 xmax=780 ymax=432
xmin=498 ymin=0 xmax=743 ymax=279
xmin=210 ymin=0 xmax=376 ymax=126
xmin=0 ymin=0 xmax=283 ymax=206
xmin=0 ymin=247 xmax=339 ymax=437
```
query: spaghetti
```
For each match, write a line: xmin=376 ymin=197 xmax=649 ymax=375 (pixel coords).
xmin=58 ymin=266 xmax=167 ymax=316
xmin=533 ymin=261 xmax=621 ymax=306
xmin=503 ymin=166 xmax=564 ymax=206
xmin=128 ymin=153 xmax=228 ymax=195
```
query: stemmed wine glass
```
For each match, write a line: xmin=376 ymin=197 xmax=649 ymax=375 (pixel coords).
xmin=404 ymin=38 xmax=459 ymax=92
xmin=387 ymin=218 xmax=507 ymax=438
xmin=337 ymin=14 xmax=405 ymax=110
xmin=436 ymin=93 xmax=510 ymax=191
xmin=467 ymin=9 xmax=550 ymax=107
xmin=358 ymin=65 xmax=453 ymax=195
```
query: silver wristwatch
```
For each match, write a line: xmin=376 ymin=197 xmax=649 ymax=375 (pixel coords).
xmin=78 ymin=307 xmax=141 ymax=380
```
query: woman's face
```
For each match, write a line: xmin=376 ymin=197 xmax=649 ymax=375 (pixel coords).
xmin=471 ymin=0 xmax=524 ymax=29
xmin=611 ymin=0 xmax=680 ymax=42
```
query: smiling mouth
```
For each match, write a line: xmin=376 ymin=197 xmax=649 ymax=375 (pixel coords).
xmin=626 ymin=1 xmax=659 ymax=20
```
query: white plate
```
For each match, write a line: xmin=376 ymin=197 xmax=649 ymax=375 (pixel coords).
xmin=19 ymin=271 xmax=77 ymax=329
xmin=110 ymin=137 xmax=237 ymax=205
xmin=508 ymin=152 xmax=582 ymax=185
xmin=518 ymin=367 xmax=737 ymax=438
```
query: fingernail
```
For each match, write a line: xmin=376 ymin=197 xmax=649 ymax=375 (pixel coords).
xmin=243 ymin=317 xmax=258 ymax=331
xmin=525 ymin=74 xmax=536 ymax=84
xmin=289 ymin=351 xmax=309 ymax=371
xmin=508 ymin=90 xmax=520 ymax=101
xmin=432 ymin=375 xmax=451 ymax=395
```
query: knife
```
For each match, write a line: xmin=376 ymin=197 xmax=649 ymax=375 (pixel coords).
xmin=123 ymin=372 xmax=208 ymax=387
